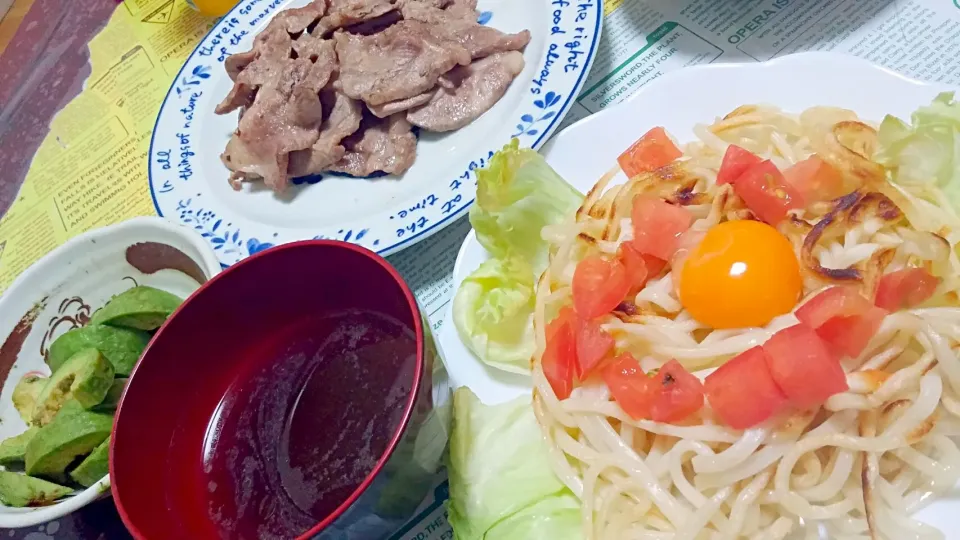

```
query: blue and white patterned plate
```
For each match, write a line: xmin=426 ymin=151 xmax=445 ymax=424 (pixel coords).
xmin=149 ymin=0 xmax=603 ymax=266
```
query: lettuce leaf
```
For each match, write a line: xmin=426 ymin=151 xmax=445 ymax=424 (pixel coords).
xmin=447 ymin=388 xmax=581 ymax=540
xmin=875 ymin=92 xmax=960 ymax=204
xmin=453 ymin=140 xmax=583 ymax=373
xmin=469 ymin=139 xmax=584 ymax=271
xmin=452 ymin=257 xmax=537 ymax=374
xmin=483 ymin=493 xmax=582 ymax=539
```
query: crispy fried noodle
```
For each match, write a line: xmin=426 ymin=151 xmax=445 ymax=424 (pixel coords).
xmin=531 ymin=105 xmax=960 ymax=539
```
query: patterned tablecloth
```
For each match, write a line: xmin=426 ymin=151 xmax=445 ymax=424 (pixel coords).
xmin=0 ymin=0 xmax=118 ymax=216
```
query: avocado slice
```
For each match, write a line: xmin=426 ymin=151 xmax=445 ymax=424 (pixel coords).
xmin=12 ymin=375 xmax=47 ymax=424
xmin=0 ymin=427 xmax=40 ymax=465
xmin=0 ymin=471 xmax=73 ymax=507
xmin=46 ymin=324 xmax=149 ymax=375
xmin=33 ymin=349 xmax=115 ymax=426
xmin=91 ymin=378 xmax=127 ymax=413
xmin=69 ymin=436 xmax=110 ymax=487
xmin=25 ymin=401 xmax=113 ymax=479
xmin=90 ymin=286 xmax=183 ymax=331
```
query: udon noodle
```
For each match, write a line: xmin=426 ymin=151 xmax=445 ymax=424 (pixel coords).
xmin=531 ymin=105 xmax=960 ymax=539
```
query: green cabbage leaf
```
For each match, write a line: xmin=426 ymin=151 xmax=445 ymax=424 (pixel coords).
xmin=447 ymin=388 xmax=581 ymax=540
xmin=453 ymin=140 xmax=583 ymax=373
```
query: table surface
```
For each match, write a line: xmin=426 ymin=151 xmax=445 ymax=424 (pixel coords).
xmin=0 ymin=1 xmax=136 ymax=537
xmin=0 ymin=0 xmax=118 ymax=217
xmin=0 ymin=0 xmax=32 ymax=56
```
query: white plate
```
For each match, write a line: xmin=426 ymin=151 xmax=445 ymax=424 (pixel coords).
xmin=0 ymin=217 xmax=220 ymax=528
xmin=436 ymin=51 xmax=960 ymax=530
xmin=148 ymin=0 xmax=602 ymax=266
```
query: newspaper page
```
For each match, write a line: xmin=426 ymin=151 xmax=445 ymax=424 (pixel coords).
xmin=559 ymin=0 xmax=960 ymax=131
xmin=0 ymin=1 xmax=214 ymax=292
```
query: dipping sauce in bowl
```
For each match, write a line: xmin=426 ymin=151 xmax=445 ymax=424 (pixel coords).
xmin=200 ymin=309 xmax=417 ymax=535
xmin=111 ymin=241 xmax=439 ymax=539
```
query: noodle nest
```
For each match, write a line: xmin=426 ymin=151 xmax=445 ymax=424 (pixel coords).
xmin=531 ymin=105 xmax=960 ymax=540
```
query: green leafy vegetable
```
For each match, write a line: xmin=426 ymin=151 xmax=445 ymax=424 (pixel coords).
xmin=483 ymin=493 xmax=582 ymax=539
xmin=470 ymin=139 xmax=584 ymax=270
xmin=875 ymin=92 xmax=960 ymax=201
xmin=447 ymin=388 xmax=581 ymax=540
xmin=454 ymin=140 xmax=583 ymax=373
xmin=452 ymin=257 xmax=537 ymax=374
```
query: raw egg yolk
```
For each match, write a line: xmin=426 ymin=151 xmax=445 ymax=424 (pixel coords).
xmin=679 ymin=220 xmax=802 ymax=329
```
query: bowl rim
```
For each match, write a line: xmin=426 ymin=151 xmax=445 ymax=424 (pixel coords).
xmin=0 ymin=216 xmax=221 ymax=529
xmin=110 ymin=239 xmax=427 ymax=540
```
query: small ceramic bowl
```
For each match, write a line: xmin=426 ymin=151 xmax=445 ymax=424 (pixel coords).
xmin=0 ymin=216 xmax=221 ymax=528
xmin=111 ymin=240 xmax=442 ymax=540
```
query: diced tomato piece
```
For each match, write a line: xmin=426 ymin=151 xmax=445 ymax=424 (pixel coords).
xmin=783 ymin=155 xmax=846 ymax=204
xmin=620 ymin=242 xmax=667 ymax=282
xmin=762 ymin=324 xmax=848 ymax=409
xmin=649 ymin=360 xmax=705 ymax=423
xmin=733 ymin=160 xmax=805 ymax=225
xmin=617 ymin=127 xmax=683 ymax=178
xmin=643 ymin=254 xmax=667 ymax=278
xmin=542 ymin=307 xmax=577 ymax=400
xmin=572 ymin=256 xmax=631 ymax=319
xmin=796 ymin=287 xmax=874 ymax=329
xmin=603 ymin=353 xmax=657 ymax=420
xmin=617 ymin=243 xmax=650 ymax=293
xmin=547 ymin=307 xmax=576 ymax=340
xmin=875 ymin=268 xmax=940 ymax=311
xmin=716 ymin=145 xmax=763 ymax=185
xmin=575 ymin=317 xmax=615 ymax=379
xmin=705 ymin=347 xmax=788 ymax=429
xmin=794 ymin=286 xmax=888 ymax=359
xmin=631 ymin=195 xmax=693 ymax=261
xmin=815 ymin=306 xmax=887 ymax=359
xmin=605 ymin=357 xmax=705 ymax=423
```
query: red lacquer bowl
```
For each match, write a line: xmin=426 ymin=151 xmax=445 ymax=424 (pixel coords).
xmin=110 ymin=241 xmax=438 ymax=539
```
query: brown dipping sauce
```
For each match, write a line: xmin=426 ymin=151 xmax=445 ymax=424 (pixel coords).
xmin=180 ymin=309 xmax=417 ymax=539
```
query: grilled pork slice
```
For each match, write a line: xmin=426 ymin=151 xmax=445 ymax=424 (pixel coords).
xmin=408 ymin=51 xmax=525 ymax=132
xmin=328 ymin=112 xmax=418 ymax=177
xmin=334 ymin=20 xmax=470 ymax=106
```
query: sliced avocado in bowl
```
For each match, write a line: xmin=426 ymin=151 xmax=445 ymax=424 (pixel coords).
xmin=33 ymin=349 xmax=115 ymax=426
xmin=90 ymin=286 xmax=183 ymax=331
xmin=0 ymin=427 xmax=40 ymax=466
xmin=69 ymin=436 xmax=110 ymax=488
xmin=0 ymin=471 xmax=73 ymax=507
xmin=91 ymin=378 xmax=127 ymax=413
xmin=46 ymin=325 xmax=149 ymax=375
xmin=26 ymin=401 xmax=113 ymax=480
xmin=12 ymin=375 xmax=47 ymax=424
